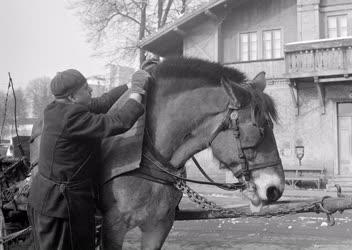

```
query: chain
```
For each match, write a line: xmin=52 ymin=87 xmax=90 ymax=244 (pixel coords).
xmin=1 ymin=159 xmax=30 ymax=205
xmin=175 ymin=180 xmax=223 ymax=210
xmin=0 ymin=186 xmax=18 ymax=203
xmin=16 ymin=180 xmax=30 ymax=197
xmin=174 ymin=180 xmax=324 ymax=218
xmin=0 ymin=226 xmax=31 ymax=244
xmin=216 ymin=200 xmax=320 ymax=219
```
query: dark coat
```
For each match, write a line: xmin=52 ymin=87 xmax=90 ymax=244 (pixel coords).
xmin=28 ymin=85 xmax=144 ymax=218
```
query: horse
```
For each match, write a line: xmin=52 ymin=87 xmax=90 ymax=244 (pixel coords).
xmin=30 ymin=57 xmax=285 ymax=249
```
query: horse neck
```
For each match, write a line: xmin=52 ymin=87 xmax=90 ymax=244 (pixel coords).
xmin=145 ymin=80 xmax=228 ymax=167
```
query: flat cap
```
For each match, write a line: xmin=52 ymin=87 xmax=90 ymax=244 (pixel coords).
xmin=50 ymin=69 xmax=86 ymax=98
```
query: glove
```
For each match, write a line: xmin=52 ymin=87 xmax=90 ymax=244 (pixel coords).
xmin=130 ymin=70 xmax=150 ymax=95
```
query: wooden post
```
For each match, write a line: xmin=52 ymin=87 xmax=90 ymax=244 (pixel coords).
xmin=288 ymin=79 xmax=299 ymax=116
xmin=0 ymin=208 xmax=5 ymax=250
xmin=314 ymin=76 xmax=326 ymax=115
xmin=175 ymin=195 xmax=352 ymax=221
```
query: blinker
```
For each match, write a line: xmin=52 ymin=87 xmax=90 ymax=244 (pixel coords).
xmin=227 ymin=110 xmax=263 ymax=149
xmin=238 ymin=123 xmax=263 ymax=149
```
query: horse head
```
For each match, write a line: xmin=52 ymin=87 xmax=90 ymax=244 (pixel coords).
xmin=145 ymin=58 xmax=284 ymax=211
xmin=211 ymin=72 xmax=284 ymax=210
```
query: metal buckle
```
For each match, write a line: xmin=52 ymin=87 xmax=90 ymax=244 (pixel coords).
xmin=230 ymin=111 xmax=238 ymax=120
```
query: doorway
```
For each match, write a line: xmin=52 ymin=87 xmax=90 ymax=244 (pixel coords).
xmin=338 ymin=102 xmax=352 ymax=176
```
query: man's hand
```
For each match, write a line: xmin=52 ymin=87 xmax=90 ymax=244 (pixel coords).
xmin=129 ymin=93 xmax=142 ymax=103
xmin=130 ymin=70 xmax=150 ymax=95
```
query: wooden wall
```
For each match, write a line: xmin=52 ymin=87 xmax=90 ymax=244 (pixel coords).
xmin=226 ymin=59 xmax=285 ymax=79
xmin=221 ymin=0 xmax=297 ymax=64
xmin=183 ymin=19 xmax=219 ymax=61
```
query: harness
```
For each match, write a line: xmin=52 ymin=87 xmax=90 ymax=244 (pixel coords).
xmin=143 ymin=103 xmax=282 ymax=191
xmin=140 ymin=63 xmax=281 ymax=191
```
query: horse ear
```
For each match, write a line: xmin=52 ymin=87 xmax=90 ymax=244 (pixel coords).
xmin=251 ymin=71 xmax=266 ymax=92
xmin=221 ymin=77 xmax=251 ymax=108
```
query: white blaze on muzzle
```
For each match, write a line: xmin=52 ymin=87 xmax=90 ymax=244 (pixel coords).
xmin=252 ymin=172 xmax=283 ymax=201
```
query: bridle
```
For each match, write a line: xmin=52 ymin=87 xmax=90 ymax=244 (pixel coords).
xmin=208 ymin=104 xmax=282 ymax=182
xmin=143 ymin=101 xmax=281 ymax=191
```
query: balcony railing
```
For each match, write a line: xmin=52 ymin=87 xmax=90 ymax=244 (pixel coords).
xmin=285 ymin=37 xmax=352 ymax=79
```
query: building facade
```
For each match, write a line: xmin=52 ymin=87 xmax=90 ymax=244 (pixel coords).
xmin=139 ymin=0 xmax=352 ymax=186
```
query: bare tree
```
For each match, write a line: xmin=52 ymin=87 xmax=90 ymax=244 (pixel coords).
xmin=157 ymin=0 xmax=174 ymax=28
xmin=0 ymin=88 xmax=29 ymax=139
xmin=26 ymin=77 xmax=53 ymax=118
xmin=69 ymin=0 xmax=207 ymax=66
xmin=13 ymin=88 xmax=28 ymax=124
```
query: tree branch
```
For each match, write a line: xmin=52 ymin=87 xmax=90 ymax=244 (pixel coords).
xmin=161 ymin=0 xmax=174 ymax=27
xmin=112 ymin=4 xmax=151 ymax=34
xmin=157 ymin=0 xmax=163 ymax=28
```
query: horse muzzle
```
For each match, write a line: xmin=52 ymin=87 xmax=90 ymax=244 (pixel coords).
xmin=251 ymin=163 xmax=285 ymax=203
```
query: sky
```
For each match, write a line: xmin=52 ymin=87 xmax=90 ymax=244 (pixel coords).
xmin=0 ymin=0 xmax=106 ymax=91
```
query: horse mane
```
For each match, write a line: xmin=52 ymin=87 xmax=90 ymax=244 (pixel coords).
xmin=150 ymin=56 xmax=278 ymax=123
xmin=245 ymin=85 xmax=278 ymax=123
xmin=154 ymin=57 xmax=246 ymax=85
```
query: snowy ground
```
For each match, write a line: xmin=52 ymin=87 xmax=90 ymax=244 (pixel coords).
xmin=122 ymin=187 xmax=352 ymax=250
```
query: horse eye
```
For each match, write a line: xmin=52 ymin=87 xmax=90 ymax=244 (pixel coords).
xmin=183 ymin=133 xmax=192 ymax=142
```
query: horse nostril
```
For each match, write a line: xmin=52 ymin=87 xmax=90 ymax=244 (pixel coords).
xmin=266 ymin=186 xmax=282 ymax=202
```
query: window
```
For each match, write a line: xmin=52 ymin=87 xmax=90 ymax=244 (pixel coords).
xmin=328 ymin=15 xmax=348 ymax=38
xmin=263 ymin=29 xmax=282 ymax=59
xmin=338 ymin=103 xmax=352 ymax=116
xmin=240 ymin=32 xmax=257 ymax=61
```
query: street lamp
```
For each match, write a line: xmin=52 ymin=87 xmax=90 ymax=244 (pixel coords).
xmin=295 ymin=145 xmax=304 ymax=166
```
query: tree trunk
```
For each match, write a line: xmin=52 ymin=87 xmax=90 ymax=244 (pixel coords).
xmin=161 ymin=0 xmax=174 ymax=27
xmin=139 ymin=1 xmax=147 ymax=66
xmin=0 ymin=208 xmax=5 ymax=250
xmin=157 ymin=0 xmax=163 ymax=28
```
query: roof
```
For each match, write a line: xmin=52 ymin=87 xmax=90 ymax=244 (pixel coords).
xmin=87 ymin=75 xmax=106 ymax=81
xmin=138 ymin=0 xmax=230 ymax=56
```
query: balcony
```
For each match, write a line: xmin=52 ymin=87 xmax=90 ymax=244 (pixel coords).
xmin=285 ymin=37 xmax=352 ymax=79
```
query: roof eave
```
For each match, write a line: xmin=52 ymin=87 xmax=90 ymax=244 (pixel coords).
xmin=138 ymin=0 xmax=228 ymax=53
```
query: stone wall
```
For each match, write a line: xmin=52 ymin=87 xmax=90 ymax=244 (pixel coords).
xmin=265 ymin=79 xmax=352 ymax=178
xmin=266 ymin=80 xmax=334 ymax=175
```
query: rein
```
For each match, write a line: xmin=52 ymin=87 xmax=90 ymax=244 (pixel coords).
xmin=142 ymin=151 xmax=245 ymax=190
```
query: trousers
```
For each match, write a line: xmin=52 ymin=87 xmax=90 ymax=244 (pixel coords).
xmin=27 ymin=205 xmax=96 ymax=250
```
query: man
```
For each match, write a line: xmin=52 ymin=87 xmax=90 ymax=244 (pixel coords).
xmin=28 ymin=68 xmax=150 ymax=250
